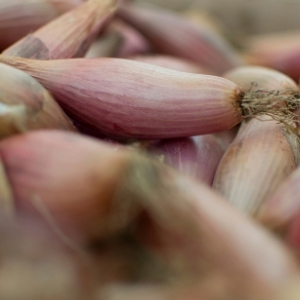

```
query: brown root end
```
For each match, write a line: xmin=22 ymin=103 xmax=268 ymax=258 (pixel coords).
xmin=240 ymin=88 xmax=300 ymax=125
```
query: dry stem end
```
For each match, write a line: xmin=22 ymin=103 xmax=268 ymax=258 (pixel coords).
xmin=240 ymin=88 xmax=300 ymax=126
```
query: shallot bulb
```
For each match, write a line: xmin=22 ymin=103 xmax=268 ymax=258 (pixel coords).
xmin=0 ymin=56 xmax=298 ymax=139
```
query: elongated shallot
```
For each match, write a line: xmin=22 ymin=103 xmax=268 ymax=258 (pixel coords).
xmin=3 ymin=0 xmax=117 ymax=59
xmin=0 ymin=0 xmax=83 ymax=50
xmin=0 ymin=56 xmax=298 ymax=139
xmin=213 ymin=66 xmax=300 ymax=216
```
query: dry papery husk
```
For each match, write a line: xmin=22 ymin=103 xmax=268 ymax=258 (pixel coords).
xmin=3 ymin=0 xmax=117 ymax=60
xmin=0 ymin=130 xmax=179 ymax=287
xmin=213 ymin=66 xmax=300 ymax=217
xmin=243 ymin=30 xmax=300 ymax=81
xmin=226 ymin=66 xmax=300 ymax=126
xmin=3 ymin=130 xmax=300 ymax=299
xmin=85 ymin=18 xmax=152 ymax=59
xmin=241 ymin=88 xmax=300 ymax=125
xmin=213 ymin=125 xmax=239 ymax=151
xmin=111 ymin=155 xmax=300 ymax=300
xmin=213 ymin=117 xmax=299 ymax=216
xmin=0 ymin=56 xmax=244 ymax=139
xmin=0 ymin=130 xmax=147 ymax=242
xmin=117 ymin=2 xmax=242 ymax=75
xmin=257 ymin=163 xmax=300 ymax=239
xmin=144 ymin=134 xmax=225 ymax=186
xmin=109 ymin=19 xmax=152 ymax=58
xmin=0 ymin=0 xmax=83 ymax=51
xmin=224 ymin=65 xmax=299 ymax=92
xmin=0 ymin=56 xmax=300 ymax=140
xmin=0 ymin=63 xmax=75 ymax=138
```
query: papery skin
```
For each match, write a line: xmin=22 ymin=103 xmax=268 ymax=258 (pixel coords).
xmin=0 ymin=61 xmax=76 ymax=221
xmin=225 ymin=65 xmax=300 ymax=117
xmin=0 ymin=56 xmax=243 ymax=139
xmin=0 ymin=63 xmax=75 ymax=137
xmin=115 ymin=156 xmax=300 ymax=300
xmin=108 ymin=19 xmax=152 ymax=58
xmin=146 ymin=134 xmax=224 ymax=186
xmin=86 ymin=18 xmax=151 ymax=59
xmin=130 ymin=55 xmax=213 ymax=74
xmin=213 ymin=66 xmax=299 ymax=216
xmin=3 ymin=0 xmax=117 ymax=59
xmin=213 ymin=117 xmax=297 ymax=215
xmin=2 ymin=131 xmax=300 ymax=299
xmin=117 ymin=2 xmax=243 ymax=74
xmin=0 ymin=0 xmax=83 ymax=51
xmin=257 ymin=167 xmax=300 ymax=234
xmin=0 ymin=130 xmax=134 ymax=242
xmin=245 ymin=31 xmax=300 ymax=81
xmin=223 ymin=65 xmax=299 ymax=92
xmin=213 ymin=126 xmax=239 ymax=151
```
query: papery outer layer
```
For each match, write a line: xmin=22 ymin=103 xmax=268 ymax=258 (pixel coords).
xmin=0 ymin=0 xmax=83 ymax=50
xmin=0 ymin=56 xmax=243 ymax=139
xmin=117 ymin=2 xmax=243 ymax=74
xmin=213 ymin=66 xmax=299 ymax=216
xmin=3 ymin=0 xmax=117 ymax=59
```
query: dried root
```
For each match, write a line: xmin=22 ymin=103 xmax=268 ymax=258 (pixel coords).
xmin=240 ymin=88 xmax=300 ymax=126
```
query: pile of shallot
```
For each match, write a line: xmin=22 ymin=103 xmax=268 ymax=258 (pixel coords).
xmin=1 ymin=0 xmax=300 ymax=299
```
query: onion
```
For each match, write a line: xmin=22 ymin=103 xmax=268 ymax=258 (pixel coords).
xmin=85 ymin=18 xmax=152 ymax=59
xmin=214 ymin=117 xmax=298 ymax=215
xmin=245 ymin=31 xmax=300 ymax=81
xmin=2 ymin=0 xmax=117 ymax=59
xmin=146 ymin=135 xmax=224 ymax=186
xmin=0 ymin=62 xmax=75 ymax=137
xmin=257 ymin=165 xmax=300 ymax=234
xmin=213 ymin=66 xmax=300 ymax=216
xmin=223 ymin=65 xmax=299 ymax=91
xmin=0 ymin=0 xmax=83 ymax=51
xmin=115 ymin=153 xmax=300 ymax=300
xmin=110 ymin=19 xmax=152 ymax=58
xmin=0 ymin=130 xmax=137 ymax=242
xmin=0 ymin=56 xmax=242 ymax=138
xmin=0 ymin=62 xmax=76 ymax=216
xmin=117 ymin=2 xmax=243 ymax=74
xmin=0 ymin=56 xmax=298 ymax=139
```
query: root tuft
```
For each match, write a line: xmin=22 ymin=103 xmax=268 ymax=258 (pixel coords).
xmin=241 ymin=88 xmax=300 ymax=125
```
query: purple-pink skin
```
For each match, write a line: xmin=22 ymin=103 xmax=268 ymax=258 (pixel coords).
xmin=111 ymin=20 xmax=152 ymax=58
xmin=258 ymin=167 xmax=300 ymax=233
xmin=2 ymin=0 xmax=115 ymax=60
xmin=146 ymin=135 xmax=224 ymax=186
xmin=0 ymin=0 xmax=83 ymax=51
xmin=117 ymin=3 xmax=242 ymax=75
xmin=0 ymin=57 xmax=242 ymax=139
